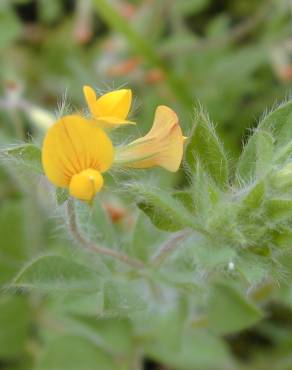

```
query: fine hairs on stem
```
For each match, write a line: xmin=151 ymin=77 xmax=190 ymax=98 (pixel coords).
xmin=66 ymin=198 xmax=194 ymax=270
xmin=66 ymin=198 xmax=145 ymax=269
xmin=151 ymin=229 xmax=192 ymax=267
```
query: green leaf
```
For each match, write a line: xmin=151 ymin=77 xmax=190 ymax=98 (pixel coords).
xmin=71 ymin=315 xmax=133 ymax=356
xmin=242 ymin=181 xmax=265 ymax=210
xmin=259 ymin=100 xmax=292 ymax=148
xmin=36 ymin=335 xmax=119 ymax=370
xmin=130 ymin=183 xmax=196 ymax=231
xmin=0 ymin=201 xmax=27 ymax=286
xmin=103 ymin=280 xmax=146 ymax=316
xmin=236 ymin=101 xmax=292 ymax=184
xmin=145 ymin=310 xmax=229 ymax=369
xmin=0 ymin=295 xmax=31 ymax=358
xmin=76 ymin=199 xmax=117 ymax=247
xmin=186 ymin=106 xmax=229 ymax=189
xmin=266 ymin=198 xmax=292 ymax=221
xmin=236 ymin=129 xmax=274 ymax=184
xmin=172 ymin=190 xmax=197 ymax=214
xmin=189 ymin=161 xmax=219 ymax=220
xmin=10 ymin=254 xmax=100 ymax=292
xmin=255 ymin=131 xmax=274 ymax=177
xmin=129 ymin=212 xmax=167 ymax=262
xmin=50 ymin=291 xmax=104 ymax=317
xmin=208 ymin=282 xmax=263 ymax=335
xmin=1 ymin=143 xmax=42 ymax=174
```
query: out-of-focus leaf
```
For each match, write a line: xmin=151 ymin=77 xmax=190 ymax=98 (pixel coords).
xmin=129 ymin=212 xmax=167 ymax=262
xmin=50 ymin=292 xmax=104 ymax=317
xmin=0 ymin=8 xmax=22 ymax=49
xmin=0 ymin=201 xmax=27 ymax=286
xmin=146 ymin=327 xmax=231 ymax=369
xmin=208 ymin=282 xmax=263 ymax=334
xmin=0 ymin=295 xmax=31 ymax=357
xmin=103 ymin=280 xmax=146 ymax=316
xmin=10 ymin=254 xmax=100 ymax=292
xmin=72 ymin=315 xmax=133 ymax=356
xmin=266 ymin=198 xmax=292 ymax=221
xmin=1 ymin=143 xmax=42 ymax=174
xmin=76 ymin=199 xmax=117 ymax=247
xmin=39 ymin=0 xmax=63 ymax=24
xmin=36 ymin=335 xmax=119 ymax=370
xmin=174 ymin=0 xmax=210 ymax=15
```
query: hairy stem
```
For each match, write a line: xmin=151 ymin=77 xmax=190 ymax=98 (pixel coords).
xmin=151 ymin=229 xmax=192 ymax=267
xmin=66 ymin=198 xmax=145 ymax=269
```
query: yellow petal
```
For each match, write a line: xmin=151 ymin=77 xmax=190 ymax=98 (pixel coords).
xmin=114 ymin=105 xmax=184 ymax=172
xmin=95 ymin=116 xmax=135 ymax=129
xmin=83 ymin=85 xmax=133 ymax=125
xmin=83 ymin=85 xmax=97 ymax=115
xmin=69 ymin=169 xmax=104 ymax=201
xmin=42 ymin=114 xmax=114 ymax=188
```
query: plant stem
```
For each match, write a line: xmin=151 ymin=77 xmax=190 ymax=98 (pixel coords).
xmin=151 ymin=229 xmax=192 ymax=267
xmin=66 ymin=198 xmax=145 ymax=269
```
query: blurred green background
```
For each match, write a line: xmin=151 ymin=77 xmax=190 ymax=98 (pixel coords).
xmin=1 ymin=0 xmax=292 ymax=369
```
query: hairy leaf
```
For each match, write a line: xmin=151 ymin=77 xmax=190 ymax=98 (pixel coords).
xmin=208 ymin=282 xmax=263 ymax=334
xmin=0 ymin=143 xmax=42 ymax=174
xmin=186 ymin=106 xmax=229 ymax=188
xmin=10 ymin=254 xmax=100 ymax=292
xmin=129 ymin=183 xmax=197 ymax=231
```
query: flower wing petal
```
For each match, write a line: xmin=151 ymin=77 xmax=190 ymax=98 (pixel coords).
xmin=114 ymin=105 xmax=184 ymax=172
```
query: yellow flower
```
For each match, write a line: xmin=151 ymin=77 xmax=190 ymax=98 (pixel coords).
xmin=114 ymin=105 xmax=185 ymax=172
xmin=83 ymin=85 xmax=134 ymax=128
xmin=42 ymin=115 xmax=114 ymax=201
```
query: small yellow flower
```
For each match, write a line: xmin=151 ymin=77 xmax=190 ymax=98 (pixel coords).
xmin=115 ymin=105 xmax=184 ymax=172
xmin=42 ymin=86 xmax=185 ymax=202
xmin=42 ymin=115 xmax=114 ymax=201
xmin=83 ymin=85 xmax=134 ymax=128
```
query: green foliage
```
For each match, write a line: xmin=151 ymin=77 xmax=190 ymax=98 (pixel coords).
xmin=0 ymin=295 xmax=31 ymax=358
xmin=0 ymin=7 xmax=21 ymax=49
xmin=128 ymin=212 xmax=166 ymax=262
xmin=132 ymin=183 xmax=198 ymax=231
xmin=208 ymin=282 xmax=264 ymax=335
xmin=0 ymin=143 xmax=42 ymax=174
xmin=0 ymin=200 xmax=27 ymax=286
xmin=0 ymin=1 xmax=292 ymax=369
xmin=103 ymin=280 xmax=146 ymax=316
xmin=186 ymin=105 xmax=229 ymax=189
xmin=36 ymin=335 xmax=119 ymax=370
xmin=10 ymin=254 xmax=100 ymax=292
